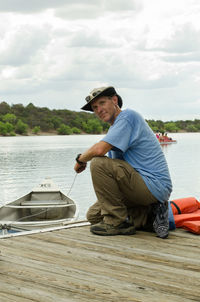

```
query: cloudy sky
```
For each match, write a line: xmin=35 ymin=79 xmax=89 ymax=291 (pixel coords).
xmin=0 ymin=0 xmax=200 ymax=121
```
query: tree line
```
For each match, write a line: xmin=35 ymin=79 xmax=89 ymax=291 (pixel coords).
xmin=0 ymin=102 xmax=109 ymax=136
xmin=0 ymin=101 xmax=199 ymax=136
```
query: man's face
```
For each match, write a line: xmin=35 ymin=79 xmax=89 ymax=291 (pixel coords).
xmin=91 ymin=96 xmax=120 ymax=124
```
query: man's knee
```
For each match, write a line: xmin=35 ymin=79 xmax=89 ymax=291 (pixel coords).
xmin=90 ymin=156 xmax=106 ymax=173
xmin=86 ymin=202 xmax=102 ymax=225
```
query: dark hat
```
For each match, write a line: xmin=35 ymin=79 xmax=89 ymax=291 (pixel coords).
xmin=81 ymin=86 xmax=123 ymax=112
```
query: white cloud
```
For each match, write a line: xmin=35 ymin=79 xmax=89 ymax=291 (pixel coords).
xmin=0 ymin=0 xmax=68 ymax=13
xmin=55 ymin=0 xmax=141 ymax=20
xmin=0 ymin=0 xmax=140 ymax=16
xmin=0 ymin=0 xmax=200 ymax=121
xmin=0 ymin=25 xmax=50 ymax=66
xmin=151 ymin=23 xmax=200 ymax=54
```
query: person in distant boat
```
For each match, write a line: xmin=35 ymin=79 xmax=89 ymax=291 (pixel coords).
xmin=74 ymin=86 xmax=172 ymax=238
xmin=163 ymin=132 xmax=172 ymax=142
xmin=156 ymin=133 xmax=160 ymax=139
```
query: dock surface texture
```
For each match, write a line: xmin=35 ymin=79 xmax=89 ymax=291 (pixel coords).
xmin=0 ymin=225 xmax=200 ymax=302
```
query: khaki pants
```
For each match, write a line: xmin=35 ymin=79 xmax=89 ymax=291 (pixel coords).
xmin=86 ymin=157 xmax=158 ymax=228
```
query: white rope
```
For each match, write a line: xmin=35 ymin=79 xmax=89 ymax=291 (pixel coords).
xmin=67 ymin=173 xmax=78 ymax=196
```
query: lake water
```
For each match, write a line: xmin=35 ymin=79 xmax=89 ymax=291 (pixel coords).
xmin=0 ymin=133 xmax=200 ymax=219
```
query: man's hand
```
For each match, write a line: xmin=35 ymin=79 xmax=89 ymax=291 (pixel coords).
xmin=74 ymin=141 xmax=112 ymax=173
xmin=74 ymin=162 xmax=87 ymax=173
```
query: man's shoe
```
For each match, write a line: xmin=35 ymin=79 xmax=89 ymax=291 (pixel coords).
xmin=153 ymin=201 xmax=169 ymax=239
xmin=90 ymin=220 xmax=136 ymax=236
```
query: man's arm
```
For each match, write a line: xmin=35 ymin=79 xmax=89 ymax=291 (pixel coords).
xmin=74 ymin=141 xmax=112 ymax=173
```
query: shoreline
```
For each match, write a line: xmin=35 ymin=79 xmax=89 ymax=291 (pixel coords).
xmin=0 ymin=130 xmax=199 ymax=137
xmin=0 ymin=131 xmax=105 ymax=137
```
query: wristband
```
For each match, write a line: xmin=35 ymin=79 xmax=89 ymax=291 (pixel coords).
xmin=76 ymin=154 xmax=86 ymax=165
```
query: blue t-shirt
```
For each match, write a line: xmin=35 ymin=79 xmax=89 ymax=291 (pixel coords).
xmin=102 ymin=109 xmax=172 ymax=202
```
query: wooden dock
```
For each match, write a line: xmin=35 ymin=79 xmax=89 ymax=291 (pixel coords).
xmin=0 ymin=225 xmax=200 ymax=302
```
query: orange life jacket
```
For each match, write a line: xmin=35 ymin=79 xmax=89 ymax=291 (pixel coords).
xmin=170 ymin=197 xmax=200 ymax=234
xmin=182 ymin=220 xmax=200 ymax=234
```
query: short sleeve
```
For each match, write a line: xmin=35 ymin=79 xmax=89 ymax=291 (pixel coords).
xmin=102 ymin=118 xmax=133 ymax=152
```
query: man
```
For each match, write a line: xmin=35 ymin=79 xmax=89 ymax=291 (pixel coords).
xmin=74 ymin=86 xmax=172 ymax=238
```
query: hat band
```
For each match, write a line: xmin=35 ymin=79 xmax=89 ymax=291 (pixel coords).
xmin=85 ymin=90 xmax=103 ymax=103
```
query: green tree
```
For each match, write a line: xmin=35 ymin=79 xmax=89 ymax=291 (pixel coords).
xmin=164 ymin=122 xmax=179 ymax=133
xmin=101 ymin=121 xmax=110 ymax=132
xmin=0 ymin=121 xmax=7 ymax=135
xmin=32 ymin=126 xmax=40 ymax=134
xmin=0 ymin=102 xmax=10 ymax=115
xmin=147 ymin=120 xmax=165 ymax=133
xmin=15 ymin=119 xmax=28 ymax=134
xmin=5 ymin=122 xmax=14 ymax=134
xmin=3 ymin=113 xmax=17 ymax=124
xmin=147 ymin=120 xmax=159 ymax=132
xmin=57 ymin=124 xmax=72 ymax=135
xmin=49 ymin=116 xmax=63 ymax=129
xmin=25 ymin=103 xmax=37 ymax=113
xmin=11 ymin=104 xmax=25 ymax=117
xmin=0 ymin=121 xmax=15 ymax=135
xmin=72 ymin=116 xmax=83 ymax=129
xmin=72 ymin=127 xmax=81 ymax=134
xmin=194 ymin=119 xmax=200 ymax=130
xmin=186 ymin=124 xmax=198 ymax=132
xmin=82 ymin=119 xmax=103 ymax=134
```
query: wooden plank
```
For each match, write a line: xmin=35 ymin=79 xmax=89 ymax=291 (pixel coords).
xmin=0 ymin=227 xmax=200 ymax=302
xmin=0 ymin=221 xmax=90 ymax=238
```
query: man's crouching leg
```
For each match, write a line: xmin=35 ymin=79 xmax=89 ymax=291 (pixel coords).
xmin=89 ymin=157 xmax=135 ymax=236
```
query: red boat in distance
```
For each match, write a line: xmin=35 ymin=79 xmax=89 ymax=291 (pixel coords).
xmin=156 ymin=133 xmax=177 ymax=145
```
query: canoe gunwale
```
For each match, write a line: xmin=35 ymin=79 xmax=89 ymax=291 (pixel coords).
xmin=5 ymin=203 xmax=76 ymax=209
xmin=0 ymin=217 xmax=77 ymax=226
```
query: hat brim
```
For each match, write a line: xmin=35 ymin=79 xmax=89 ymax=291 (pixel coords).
xmin=81 ymin=94 xmax=123 ymax=112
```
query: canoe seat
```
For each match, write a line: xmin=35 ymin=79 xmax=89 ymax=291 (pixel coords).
xmin=20 ymin=200 xmax=69 ymax=206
